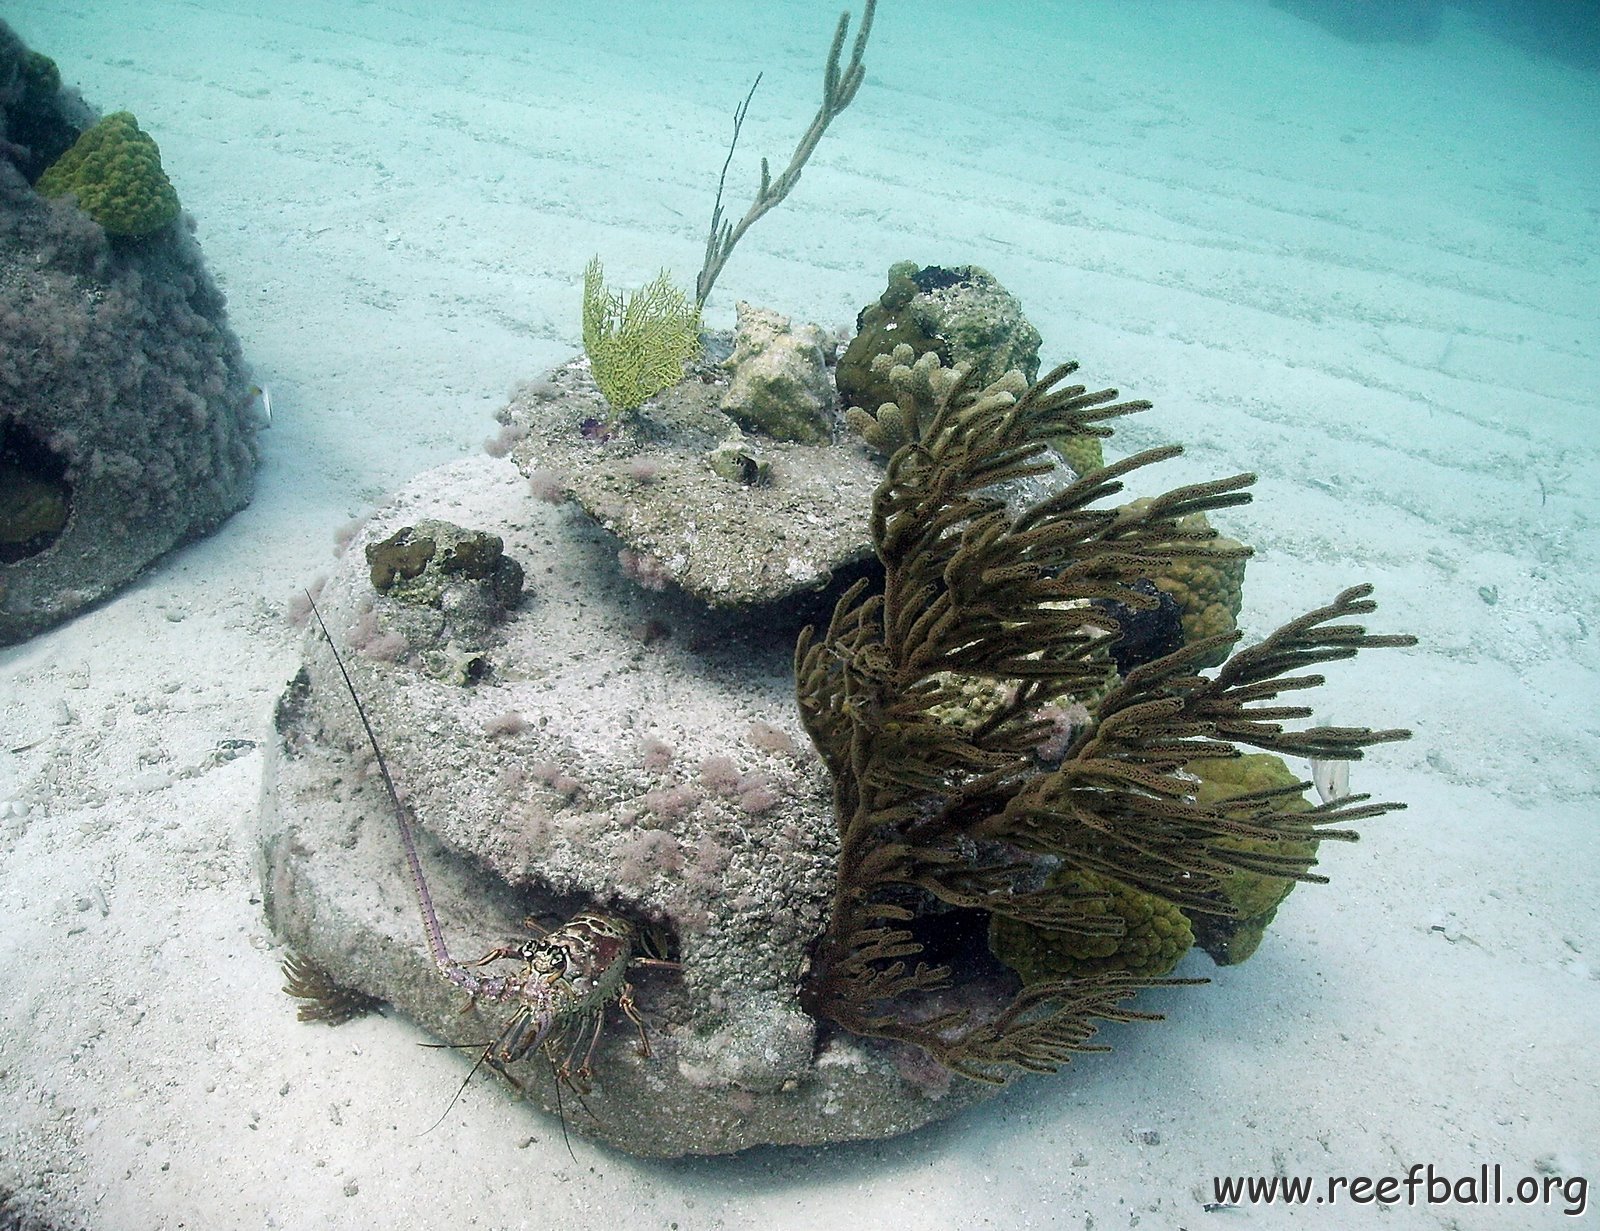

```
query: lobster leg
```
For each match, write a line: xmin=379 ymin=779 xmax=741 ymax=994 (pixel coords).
xmin=570 ymin=1011 xmax=608 ymax=1085
xmin=469 ymin=945 xmax=524 ymax=968
xmin=494 ymin=1002 xmax=559 ymax=1064
xmin=616 ymin=982 xmax=651 ymax=1058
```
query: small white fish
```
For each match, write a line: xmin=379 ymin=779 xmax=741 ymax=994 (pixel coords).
xmin=1310 ymin=756 xmax=1350 ymax=805
xmin=248 ymin=383 xmax=274 ymax=427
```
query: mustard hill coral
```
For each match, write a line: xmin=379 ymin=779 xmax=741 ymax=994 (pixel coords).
xmin=1051 ymin=431 xmax=1105 ymax=478
xmin=1123 ymin=501 xmax=1248 ymax=668
xmin=990 ymin=870 xmax=1194 ymax=981
xmin=37 ymin=111 xmax=179 ymax=237
xmin=1182 ymin=753 xmax=1321 ymax=965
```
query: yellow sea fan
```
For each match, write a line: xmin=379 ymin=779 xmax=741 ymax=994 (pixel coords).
xmin=582 ymin=257 xmax=701 ymax=416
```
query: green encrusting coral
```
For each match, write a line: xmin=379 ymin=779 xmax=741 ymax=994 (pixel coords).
xmin=581 ymin=257 xmax=701 ymax=418
xmin=37 ymin=111 xmax=180 ymax=237
xmin=794 ymin=348 xmax=1417 ymax=1082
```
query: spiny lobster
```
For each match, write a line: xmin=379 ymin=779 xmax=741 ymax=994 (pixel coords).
xmin=306 ymin=596 xmax=672 ymax=1103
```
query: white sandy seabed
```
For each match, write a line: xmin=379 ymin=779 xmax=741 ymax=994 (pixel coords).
xmin=1 ymin=1 xmax=1596 ymax=1227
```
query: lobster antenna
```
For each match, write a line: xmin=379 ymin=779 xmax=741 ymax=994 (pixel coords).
xmin=550 ymin=1062 xmax=577 ymax=1163
xmin=305 ymin=593 xmax=455 ymax=973
xmin=417 ymin=1042 xmax=502 ymax=1137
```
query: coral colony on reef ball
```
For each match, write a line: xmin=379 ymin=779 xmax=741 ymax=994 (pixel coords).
xmin=794 ymin=352 xmax=1415 ymax=1079
xmin=262 ymin=0 xmax=1416 ymax=1157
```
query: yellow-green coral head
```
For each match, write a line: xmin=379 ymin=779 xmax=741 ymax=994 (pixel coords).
xmin=990 ymin=870 xmax=1194 ymax=982
xmin=1119 ymin=502 xmax=1249 ymax=668
xmin=37 ymin=111 xmax=180 ymax=238
xmin=1052 ymin=431 xmax=1104 ymax=478
xmin=1183 ymin=753 xmax=1320 ymax=965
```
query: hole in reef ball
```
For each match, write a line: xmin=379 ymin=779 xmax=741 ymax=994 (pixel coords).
xmin=0 ymin=423 xmax=72 ymax=563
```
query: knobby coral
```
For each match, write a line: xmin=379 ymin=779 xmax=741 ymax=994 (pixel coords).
xmin=1182 ymin=752 xmax=1323 ymax=964
xmin=794 ymin=357 xmax=1415 ymax=1082
xmin=36 ymin=110 xmax=179 ymax=237
xmin=989 ymin=868 xmax=1195 ymax=981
